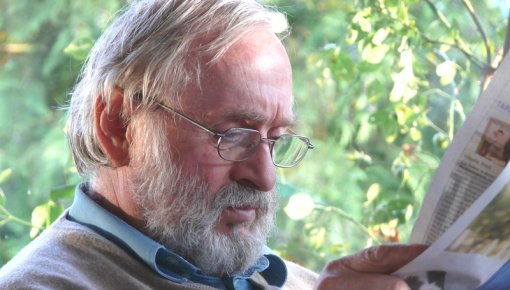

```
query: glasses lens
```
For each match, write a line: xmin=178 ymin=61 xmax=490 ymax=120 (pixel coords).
xmin=218 ymin=128 xmax=261 ymax=161
xmin=272 ymin=135 xmax=310 ymax=167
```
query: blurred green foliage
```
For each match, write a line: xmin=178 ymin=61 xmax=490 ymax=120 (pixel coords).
xmin=0 ymin=0 xmax=508 ymax=273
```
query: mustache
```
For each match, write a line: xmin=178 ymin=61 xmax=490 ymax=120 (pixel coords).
xmin=211 ymin=183 xmax=277 ymax=214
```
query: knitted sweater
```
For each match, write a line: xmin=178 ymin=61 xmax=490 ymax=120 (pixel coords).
xmin=0 ymin=216 xmax=318 ymax=289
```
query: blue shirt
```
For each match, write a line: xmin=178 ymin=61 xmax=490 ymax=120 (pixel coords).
xmin=67 ymin=183 xmax=287 ymax=290
xmin=476 ymin=259 xmax=510 ymax=290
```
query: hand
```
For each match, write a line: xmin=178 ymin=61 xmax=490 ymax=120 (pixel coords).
xmin=314 ymin=244 xmax=427 ymax=290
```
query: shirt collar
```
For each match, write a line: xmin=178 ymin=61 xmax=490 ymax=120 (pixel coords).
xmin=68 ymin=183 xmax=287 ymax=289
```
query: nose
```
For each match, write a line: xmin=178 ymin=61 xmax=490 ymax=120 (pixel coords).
xmin=230 ymin=141 xmax=276 ymax=192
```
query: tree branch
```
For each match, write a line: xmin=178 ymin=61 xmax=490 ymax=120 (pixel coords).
xmin=424 ymin=0 xmax=451 ymax=29
xmin=462 ymin=0 xmax=492 ymax=65
xmin=421 ymin=36 xmax=487 ymax=71
xmin=504 ymin=8 xmax=510 ymax=58
xmin=421 ymin=0 xmax=495 ymax=75
xmin=407 ymin=21 xmax=491 ymax=73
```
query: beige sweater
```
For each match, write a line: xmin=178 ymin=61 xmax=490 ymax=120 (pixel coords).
xmin=0 ymin=217 xmax=318 ymax=289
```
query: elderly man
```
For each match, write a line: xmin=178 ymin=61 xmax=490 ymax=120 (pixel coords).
xmin=0 ymin=0 xmax=424 ymax=289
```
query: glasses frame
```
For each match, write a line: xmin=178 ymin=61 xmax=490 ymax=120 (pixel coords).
xmin=154 ymin=101 xmax=314 ymax=168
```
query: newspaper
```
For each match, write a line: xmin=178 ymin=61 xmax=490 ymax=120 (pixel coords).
xmin=395 ymin=164 xmax=510 ymax=289
xmin=393 ymin=55 xmax=510 ymax=289
xmin=411 ymin=54 xmax=510 ymax=245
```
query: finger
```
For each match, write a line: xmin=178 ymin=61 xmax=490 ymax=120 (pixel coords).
xmin=327 ymin=244 xmax=428 ymax=274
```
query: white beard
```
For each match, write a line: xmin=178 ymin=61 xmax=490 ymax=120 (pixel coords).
xmin=128 ymin=126 xmax=277 ymax=276
xmin=136 ymin=174 xmax=277 ymax=276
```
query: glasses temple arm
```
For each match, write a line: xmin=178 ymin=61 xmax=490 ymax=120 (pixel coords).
xmin=154 ymin=101 xmax=220 ymax=137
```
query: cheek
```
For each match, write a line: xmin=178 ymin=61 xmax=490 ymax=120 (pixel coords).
xmin=174 ymin=143 xmax=233 ymax=196
xmin=199 ymin=168 xmax=231 ymax=199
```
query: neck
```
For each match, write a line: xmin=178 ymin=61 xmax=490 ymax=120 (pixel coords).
xmin=90 ymin=167 xmax=147 ymax=232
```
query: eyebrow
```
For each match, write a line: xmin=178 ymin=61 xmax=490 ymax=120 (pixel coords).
xmin=206 ymin=108 xmax=296 ymax=128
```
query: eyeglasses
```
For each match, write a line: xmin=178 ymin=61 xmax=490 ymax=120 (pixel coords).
xmin=154 ymin=101 xmax=314 ymax=168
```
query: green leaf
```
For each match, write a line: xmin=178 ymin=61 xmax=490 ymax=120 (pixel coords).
xmin=0 ymin=187 xmax=5 ymax=206
xmin=347 ymin=150 xmax=373 ymax=167
xmin=64 ymin=36 xmax=95 ymax=61
xmin=30 ymin=204 xmax=50 ymax=238
xmin=0 ymin=168 xmax=12 ymax=184
xmin=365 ymin=183 xmax=381 ymax=205
xmin=352 ymin=9 xmax=373 ymax=33
xmin=436 ymin=60 xmax=457 ymax=85
xmin=372 ymin=28 xmax=390 ymax=45
xmin=362 ymin=44 xmax=390 ymax=64
xmin=409 ymin=127 xmax=422 ymax=141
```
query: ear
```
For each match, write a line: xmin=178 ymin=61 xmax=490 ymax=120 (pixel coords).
xmin=95 ymin=88 xmax=130 ymax=167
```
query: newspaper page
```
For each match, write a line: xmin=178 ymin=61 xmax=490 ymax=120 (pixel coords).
xmin=411 ymin=54 xmax=510 ymax=244
xmin=394 ymin=163 xmax=510 ymax=290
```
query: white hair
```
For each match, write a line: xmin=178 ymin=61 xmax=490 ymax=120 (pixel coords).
xmin=66 ymin=0 xmax=287 ymax=176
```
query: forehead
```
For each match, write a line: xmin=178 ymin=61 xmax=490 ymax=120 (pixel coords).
xmin=185 ymin=28 xmax=294 ymax=127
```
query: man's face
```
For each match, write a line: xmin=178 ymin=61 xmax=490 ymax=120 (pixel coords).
xmin=129 ymin=27 xmax=293 ymax=275
xmin=174 ymin=27 xmax=294 ymax=235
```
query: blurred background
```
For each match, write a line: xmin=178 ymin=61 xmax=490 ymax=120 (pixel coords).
xmin=0 ymin=0 xmax=508 ymax=272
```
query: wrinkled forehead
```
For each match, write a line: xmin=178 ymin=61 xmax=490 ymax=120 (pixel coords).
xmin=191 ymin=28 xmax=293 ymax=125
